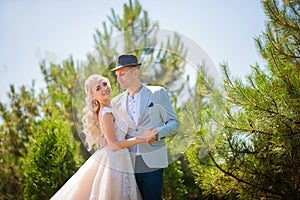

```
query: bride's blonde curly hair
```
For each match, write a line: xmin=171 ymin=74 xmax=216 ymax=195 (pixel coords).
xmin=82 ymin=74 xmax=109 ymax=150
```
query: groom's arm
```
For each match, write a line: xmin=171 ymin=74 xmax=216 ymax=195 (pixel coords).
xmin=153 ymin=87 xmax=180 ymax=141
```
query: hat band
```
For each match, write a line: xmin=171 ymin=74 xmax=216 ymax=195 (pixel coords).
xmin=117 ymin=63 xmax=141 ymax=67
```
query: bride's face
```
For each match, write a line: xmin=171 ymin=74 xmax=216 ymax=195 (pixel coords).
xmin=93 ymin=78 xmax=111 ymax=102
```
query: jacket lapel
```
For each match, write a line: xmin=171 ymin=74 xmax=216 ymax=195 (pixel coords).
xmin=120 ymin=92 xmax=135 ymax=128
xmin=138 ymin=85 xmax=151 ymax=124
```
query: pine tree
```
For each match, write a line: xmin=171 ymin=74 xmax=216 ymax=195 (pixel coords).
xmin=185 ymin=65 xmax=227 ymax=199
xmin=39 ymin=58 xmax=88 ymax=161
xmin=0 ymin=83 xmax=39 ymax=200
xmin=187 ymin=0 xmax=300 ymax=199
xmin=24 ymin=112 xmax=77 ymax=200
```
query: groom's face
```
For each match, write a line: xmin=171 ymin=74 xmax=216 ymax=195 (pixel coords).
xmin=115 ymin=66 xmax=137 ymax=89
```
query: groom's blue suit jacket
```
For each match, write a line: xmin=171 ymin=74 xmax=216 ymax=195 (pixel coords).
xmin=112 ymin=84 xmax=180 ymax=168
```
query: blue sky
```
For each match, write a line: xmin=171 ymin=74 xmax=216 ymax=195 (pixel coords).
xmin=0 ymin=0 xmax=267 ymax=102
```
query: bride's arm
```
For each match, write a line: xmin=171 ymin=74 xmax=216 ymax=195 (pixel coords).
xmin=101 ymin=112 xmax=156 ymax=151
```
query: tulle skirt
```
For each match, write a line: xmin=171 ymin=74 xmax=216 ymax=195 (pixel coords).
xmin=51 ymin=147 xmax=142 ymax=200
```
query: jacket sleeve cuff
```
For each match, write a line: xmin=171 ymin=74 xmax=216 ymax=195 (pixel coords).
xmin=156 ymin=127 xmax=166 ymax=141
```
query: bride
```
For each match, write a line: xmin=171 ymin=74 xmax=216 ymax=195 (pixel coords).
xmin=51 ymin=74 xmax=157 ymax=200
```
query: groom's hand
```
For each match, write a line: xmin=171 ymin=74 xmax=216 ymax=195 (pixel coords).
xmin=146 ymin=128 xmax=158 ymax=144
xmin=140 ymin=127 xmax=157 ymax=141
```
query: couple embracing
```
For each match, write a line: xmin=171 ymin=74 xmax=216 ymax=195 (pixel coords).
xmin=51 ymin=54 xmax=180 ymax=200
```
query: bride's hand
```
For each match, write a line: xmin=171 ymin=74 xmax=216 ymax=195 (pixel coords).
xmin=138 ymin=126 xmax=158 ymax=141
xmin=145 ymin=127 xmax=158 ymax=144
xmin=97 ymin=134 xmax=107 ymax=148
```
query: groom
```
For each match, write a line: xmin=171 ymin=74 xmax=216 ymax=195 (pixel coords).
xmin=112 ymin=54 xmax=180 ymax=200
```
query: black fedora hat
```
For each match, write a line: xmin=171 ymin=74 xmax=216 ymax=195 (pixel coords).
xmin=111 ymin=54 xmax=141 ymax=71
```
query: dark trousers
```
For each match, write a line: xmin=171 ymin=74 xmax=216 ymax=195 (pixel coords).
xmin=135 ymin=156 xmax=164 ymax=200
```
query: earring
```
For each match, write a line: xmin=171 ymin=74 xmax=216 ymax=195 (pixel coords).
xmin=92 ymin=99 xmax=98 ymax=104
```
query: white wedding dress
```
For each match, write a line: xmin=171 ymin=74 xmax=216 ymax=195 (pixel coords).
xmin=51 ymin=107 xmax=141 ymax=200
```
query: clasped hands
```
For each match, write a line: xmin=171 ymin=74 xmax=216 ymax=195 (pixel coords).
xmin=139 ymin=126 xmax=158 ymax=144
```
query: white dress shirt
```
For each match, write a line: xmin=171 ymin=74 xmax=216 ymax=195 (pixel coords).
xmin=127 ymin=90 xmax=142 ymax=154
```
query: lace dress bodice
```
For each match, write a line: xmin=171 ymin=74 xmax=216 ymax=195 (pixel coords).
xmin=98 ymin=107 xmax=128 ymax=146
